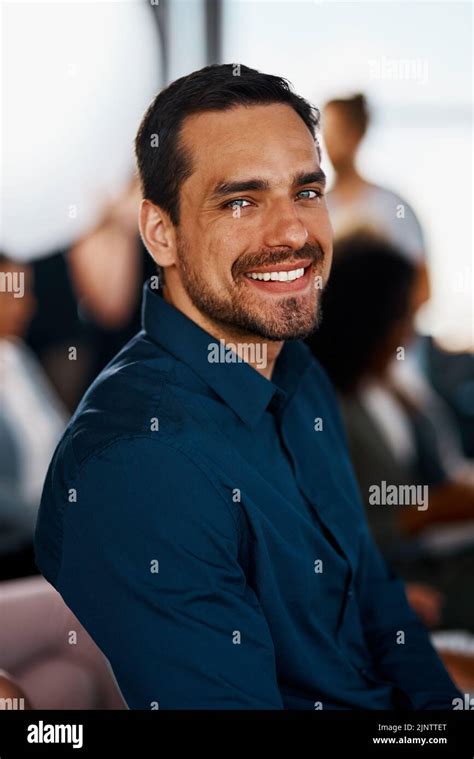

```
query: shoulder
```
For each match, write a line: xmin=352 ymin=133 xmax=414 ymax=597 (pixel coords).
xmin=370 ymin=184 xmax=423 ymax=227
xmin=62 ymin=331 xmax=194 ymax=467
xmin=34 ymin=333 xmax=242 ymax=584
xmin=35 ymin=432 xmax=242 ymax=586
xmin=369 ymin=184 xmax=425 ymax=259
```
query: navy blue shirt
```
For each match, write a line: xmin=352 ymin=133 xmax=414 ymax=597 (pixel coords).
xmin=34 ymin=280 xmax=460 ymax=710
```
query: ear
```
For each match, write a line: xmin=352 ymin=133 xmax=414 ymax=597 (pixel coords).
xmin=138 ymin=199 xmax=177 ymax=268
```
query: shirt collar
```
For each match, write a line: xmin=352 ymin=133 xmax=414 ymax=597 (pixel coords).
xmin=141 ymin=279 xmax=313 ymax=429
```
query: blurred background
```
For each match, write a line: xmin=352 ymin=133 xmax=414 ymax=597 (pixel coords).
xmin=0 ymin=0 xmax=473 ymax=709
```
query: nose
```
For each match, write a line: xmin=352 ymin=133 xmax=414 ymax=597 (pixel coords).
xmin=261 ymin=199 xmax=309 ymax=251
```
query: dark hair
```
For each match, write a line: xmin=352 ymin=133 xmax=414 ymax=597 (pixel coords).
xmin=325 ymin=93 xmax=369 ymax=137
xmin=135 ymin=63 xmax=320 ymax=226
xmin=306 ymin=234 xmax=416 ymax=393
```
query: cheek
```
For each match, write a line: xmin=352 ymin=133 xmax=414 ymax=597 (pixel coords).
xmin=202 ymin=229 xmax=241 ymax=284
xmin=206 ymin=222 xmax=254 ymax=279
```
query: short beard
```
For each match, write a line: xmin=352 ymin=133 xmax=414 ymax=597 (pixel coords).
xmin=175 ymin=234 xmax=325 ymax=341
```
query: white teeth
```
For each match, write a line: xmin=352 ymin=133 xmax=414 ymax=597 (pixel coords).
xmin=246 ymin=267 xmax=306 ymax=282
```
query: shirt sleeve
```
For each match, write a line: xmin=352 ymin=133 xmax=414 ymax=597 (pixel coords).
xmin=53 ymin=437 xmax=284 ymax=710
xmin=356 ymin=526 xmax=462 ymax=709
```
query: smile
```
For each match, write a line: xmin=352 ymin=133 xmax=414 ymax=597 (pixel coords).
xmin=245 ymin=267 xmax=306 ymax=282
xmin=241 ymin=261 xmax=315 ymax=294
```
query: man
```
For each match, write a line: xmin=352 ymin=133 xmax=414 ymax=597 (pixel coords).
xmin=35 ymin=64 xmax=460 ymax=710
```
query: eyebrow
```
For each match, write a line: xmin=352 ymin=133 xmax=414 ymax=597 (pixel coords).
xmin=209 ymin=169 xmax=327 ymax=200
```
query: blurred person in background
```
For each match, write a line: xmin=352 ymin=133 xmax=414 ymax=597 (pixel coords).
xmin=323 ymin=93 xmax=473 ymax=467
xmin=67 ymin=175 xmax=156 ymax=384
xmin=307 ymin=234 xmax=474 ymax=632
xmin=0 ymin=255 xmax=67 ymax=580
xmin=25 ymin=178 xmax=155 ymax=412
xmin=68 ymin=177 xmax=143 ymax=332
xmin=323 ymin=93 xmax=430 ymax=310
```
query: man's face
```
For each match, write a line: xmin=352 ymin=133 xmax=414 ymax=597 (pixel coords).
xmin=172 ymin=103 xmax=333 ymax=341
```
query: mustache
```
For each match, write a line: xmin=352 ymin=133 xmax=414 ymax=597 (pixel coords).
xmin=233 ymin=243 xmax=325 ymax=277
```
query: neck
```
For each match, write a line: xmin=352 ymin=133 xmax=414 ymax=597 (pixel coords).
xmin=162 ymin=283 xmax=283 ymax=380
xmin=333 ymin=161 xmax=362 ymax=185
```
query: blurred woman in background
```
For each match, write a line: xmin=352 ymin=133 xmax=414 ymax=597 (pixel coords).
xmin=323 ymin=94 xmax=430 ymax=309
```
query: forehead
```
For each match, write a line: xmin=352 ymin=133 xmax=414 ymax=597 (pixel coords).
xmin=179 ymin=103 xmax=319 ymax=186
